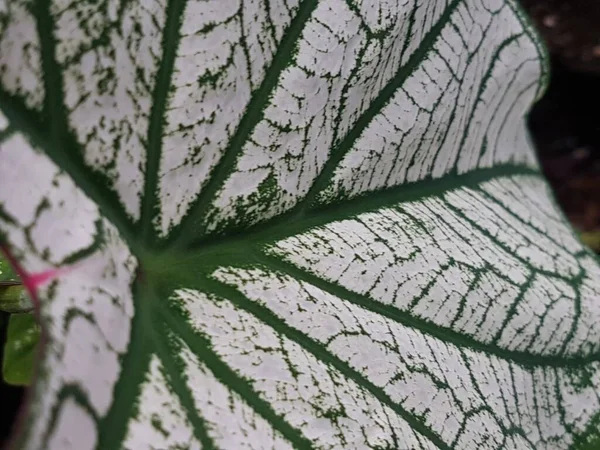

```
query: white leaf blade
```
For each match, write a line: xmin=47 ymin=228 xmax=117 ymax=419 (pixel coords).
xmin=123 ymin=355 xmax=202 ymax=450
xmin=267 ymin=175 xmax=600 ymax=357
xmin=46 ymin=398 xmax=98 ymax=450
xmin=0 ymin=0 xmax=44 ymax=110
xmin=173 ymin=288 xmax=441 ymax=449
xmin=156 ymin=0 xmax=302 ymax=236
xmin=212 ymin=264 xmax=600 ymax=448
xmin=174 ymin=338 xmax=295 ymax=450
xmin=52 ymin=0 xmax=169 ymax=220
xmin=200 ymin=0 xmax=542 ymax=235
xmin=318 ymin=2 xmax=542 ymax=204
xmin=0 ymin=132 xmax=136 ymax=449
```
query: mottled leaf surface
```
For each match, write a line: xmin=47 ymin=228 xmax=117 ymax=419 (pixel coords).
xmin=1 ymin=0 xmax=600 ymax=449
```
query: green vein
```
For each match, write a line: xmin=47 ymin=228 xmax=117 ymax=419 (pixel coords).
xmin=251 ymin=253 xmax=600 ymax=368
xmin=27 ymin=0 xmax=140 ymax=248
xmin=96 ymin=279 xmax=152 ymax=450
xmin=33 ymin=0 xmax=68 ymax=147
xmin=450 ymin=271 xmax=483 ymax=330
xmin=456 ymin=348 xmax=535 ymax=449
xmin=400 ymin=7 xmax=504 ymax=184
xmin=398 ymin=204 xmax=523 ymax=289
xmin=477 ymin=77 xmax=540 ymax=169
xmin=165 ymin=0 xmax=467 ymax=252
xmin=442 ymin=196 xmax=585 ymax=282
xmin=450 ymin=405 xmax=508 ymax=449
xmin=442 ymin=32 xmax=524 ymax=174
xmin=569 ymin=406 xmax=600 ymax=449
xmin=0 ymin=92 xmax=141 ymax=255
xmin=473 ymin=183 xmax=579 ymax=254
xmin=160 ymin=165 xmax=540 ymax=260
xmin=41 ymin=385 xmax=100 ymax=446
xmin=506 ymin=0 xmax=550 ymax=99
xmin=558 ymin=285 xmax=583 ymax=357
xmin=484 ymin=178 xmax=561 ymax=223
xmin=237 ymin=2 xmax=256 ymax=93
xmin=160 ymin=299 xmax=316 ymax=450
xmin=0 ymin=124 xmax=14 ymax=142
xmin=141 ymin=0 xmax=188 ymax=245
xmin=190 ymin=276 xmax=452 ymax=450
xmin=292 ymin=0 xmax=463 ymax=214
xmin=167 ymin=0 xmax=319 ymax=250
xmin=154 ymin=325 xmax=216 ymax=449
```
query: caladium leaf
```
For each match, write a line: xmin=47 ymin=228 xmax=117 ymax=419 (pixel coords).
xmin=1 ymin=0 xmax=600 ymax=449
xmin=2 ymin=313 xmax=40 ymax=386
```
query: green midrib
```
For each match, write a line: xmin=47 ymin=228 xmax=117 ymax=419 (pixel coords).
xmin=161 ymin=165 xmax=541 ymax=255
xmin=165 ymin=0 xmax=465 ymax=250
xmin=122 ymin=219 xmax=593 ymax=450
xmin=131 ymin=165 xmax=598 ymax=372
xmin=145 ymin=245 xmax=600 ymax=370
xmin=0 ymin=0 xmax=546 ymax=259
xmin=161 ymin=0 xmax=321 ymax=250
xmin=140 ymin=0 xmax=188 ymax=244
xmin=94 ymin=162 xmax=592 ymax=448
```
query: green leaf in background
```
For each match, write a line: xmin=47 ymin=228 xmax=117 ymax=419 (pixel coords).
xmin=581 ymin=230 xmax=600 ymax=253
xmin=0 ymin=283 xmax=31 ymax=314
xmin=0 ymin=0 xmax=600 ymax=449
xmin=0 ymin=252 xmax=35 ymax=388
xmin=0 ymin=253 xmax=32 ymax=313
xmin=0 ymin=251 xmax=19 ymax=282
xmin=2 ymin=313 xmax=40 ymax=386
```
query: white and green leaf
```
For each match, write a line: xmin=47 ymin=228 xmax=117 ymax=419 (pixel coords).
xmin=1 ymin=0 xmax=599 ymax=449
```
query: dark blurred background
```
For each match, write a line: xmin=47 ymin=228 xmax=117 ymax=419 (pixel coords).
xmin=521 ymin=0 xmax=600 ymax=253
xmin=0 ymin=314 xmax=22 ymax=447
